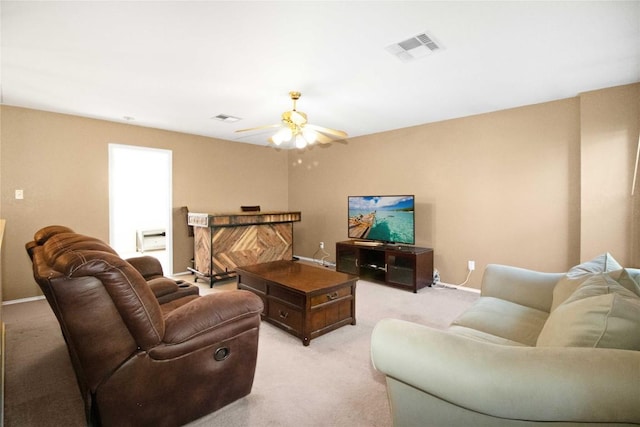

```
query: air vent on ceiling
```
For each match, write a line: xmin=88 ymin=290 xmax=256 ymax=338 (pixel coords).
xmin=385 ymin=31 xmax=441 ymax=62
xmin=213 ymin=114 xmax=241 ymax=123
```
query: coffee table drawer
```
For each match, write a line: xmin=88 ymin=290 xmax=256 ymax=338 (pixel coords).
xmin=270 ymin=285 xmax=304 ymax=307
xmin=239 ymin=274 xmax=267 ymax=293
xmin=268 ymin=300 xmax=302 ymax=332
xmin=311 ymin=299 xmax=353 ymax=331
xmin=310 ymin=286 xmax=352 ymax=307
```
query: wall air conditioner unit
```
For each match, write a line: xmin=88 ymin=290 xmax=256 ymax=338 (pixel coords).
xmin=136 ymin=229 xmax=166 ymax=252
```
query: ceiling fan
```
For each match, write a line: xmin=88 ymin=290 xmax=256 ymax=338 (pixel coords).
xmin=235 ymin=91 xmax=348 ymax=149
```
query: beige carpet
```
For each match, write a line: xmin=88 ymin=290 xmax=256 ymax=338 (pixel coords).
xmin=3 ymin=276 xmax=479 ymax=427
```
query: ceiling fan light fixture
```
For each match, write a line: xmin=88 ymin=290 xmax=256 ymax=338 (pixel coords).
xmin=295 ymin=134 xmax=307 ymax=149
xmin=302 ymin=128 xmax=317 ymax=144
xmin=235 ymin=91 xmax=348 ymax=149
xmin=272 ymin=127 xmax=292 ymax=145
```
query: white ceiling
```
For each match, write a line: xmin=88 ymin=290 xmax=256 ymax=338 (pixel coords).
xmin=2 ymin=1 xmax=639 ymax=148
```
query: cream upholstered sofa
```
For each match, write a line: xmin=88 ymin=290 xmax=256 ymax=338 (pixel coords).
xmin=371 ymin=253 xmax=640 ymax=426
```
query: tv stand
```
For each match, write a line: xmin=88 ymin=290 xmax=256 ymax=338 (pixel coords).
xmin=336 ymin=240 xmax=434 ymax=293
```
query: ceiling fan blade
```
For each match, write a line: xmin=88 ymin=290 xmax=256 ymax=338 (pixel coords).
xmin=306 ymin=124 xmax=348 ymax=139
xmin=267 ymin=136 xmax=280 ymax=145
xmin=313 ymin=132 xmax=333 ymax=144
xmin=235 ymin=123 xmax=281 ymax=133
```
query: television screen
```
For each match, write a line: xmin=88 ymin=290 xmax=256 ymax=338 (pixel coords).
xmin=348 ymin=195 xmax=415 ymax=245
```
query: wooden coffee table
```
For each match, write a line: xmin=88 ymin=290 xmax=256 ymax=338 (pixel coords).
xmin=236 ymin=260 xmax=358 ymax=346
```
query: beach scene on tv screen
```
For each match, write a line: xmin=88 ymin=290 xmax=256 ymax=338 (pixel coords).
xmin=348 ymin=196 xmax=414 ymax=244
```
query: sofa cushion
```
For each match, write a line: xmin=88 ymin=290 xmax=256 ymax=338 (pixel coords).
xmin=551 ymin=253 xmax=622 ymax=311
xmin=450 ymin=297 xmax=549 ymax=346
xmin=537 ymin=272 xmax=640 ymax=350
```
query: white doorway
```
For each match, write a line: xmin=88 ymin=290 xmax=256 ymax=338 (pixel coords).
xmin=108 ymin=144 xmax=173 ymax=275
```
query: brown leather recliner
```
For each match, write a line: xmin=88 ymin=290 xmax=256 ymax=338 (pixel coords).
xmin=26 ymin=226 xmax=200 ymax=306
xmin=26 ymin=225 xmax=264 ymax=427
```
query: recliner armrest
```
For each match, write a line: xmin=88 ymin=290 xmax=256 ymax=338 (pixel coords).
xmin=371 ymin=318 xmax=640 ymax=424
xmin=147 ymin=277 xmax=179 ymax=298
xmin=126 ymin=256 xmax=164 ymax=279
xmin=149 ymin=290 xmax=263 ymax=360
xmin=481 ymin=264 xmax=563 ymax=312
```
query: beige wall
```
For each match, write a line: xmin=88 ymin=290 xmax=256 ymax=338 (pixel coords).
xmin=289 ymin=83 xmax=639 ymax=288
xmin=1 ymin=83 xmax=638 ymax=299
xmin=289 ymin=98 xmax=582 ymax=287
xmin=580 ymin=84 xmax=640 ymax=265
xmin=0 ymin=107 xmax=288 ymax=300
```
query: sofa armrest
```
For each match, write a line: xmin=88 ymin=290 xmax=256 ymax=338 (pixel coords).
xmin=481 ymin=264 xmax=563 ymax=312
xmin=125 ymin=256 xmax=164 ymax=279
xmin=371 ymin=319 xmax=640 ymax=424
xmin=149 ymin=290 xmax=263 ymax=360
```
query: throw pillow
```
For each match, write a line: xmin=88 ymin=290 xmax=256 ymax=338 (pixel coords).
xmin=566 ymin=252 xmax=622 ymax=276
xmin=564 ymin=272 xmax=638 ymax=304
xmin=550 ymin=253 xmax=622 ymax=311
xmin=537 ymin=273 xmax=640 ymax=350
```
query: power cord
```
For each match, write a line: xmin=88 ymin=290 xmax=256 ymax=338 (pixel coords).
xmin=312 ymin=246 xmax=331 ymax=267
xmin=432 ymin=269 xmax=472 ymax=290
xmin=456 ymin=269 xmax=472 ymax=287
xmin=432 ymin=281 xmax=456 ymax=290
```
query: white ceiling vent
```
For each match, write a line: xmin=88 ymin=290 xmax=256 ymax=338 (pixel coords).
xmin=213 ymin=114 xmax=241 ymax=123
xmin=386 ymin=31 xmax=441 ymax=62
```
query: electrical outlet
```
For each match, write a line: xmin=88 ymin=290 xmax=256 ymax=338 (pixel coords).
xmin=320 ymin=242 xmax=325 ymax=249
xmin=468 ymin=260 xmax=475 ymax=271
xmin=15 ymin=189 xmax=24 ymax=200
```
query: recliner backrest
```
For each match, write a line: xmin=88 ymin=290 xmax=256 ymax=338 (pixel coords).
xmin=30 ymin=231 xmax=167 ymax=390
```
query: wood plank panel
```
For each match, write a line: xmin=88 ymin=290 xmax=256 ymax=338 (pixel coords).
xmin=189 ymin=211 xmax=300 ymax=285
xmin=211 ymin=223 xmax=293 ymax=273
xmin=193 ymin=227 xmax=211 ymax=274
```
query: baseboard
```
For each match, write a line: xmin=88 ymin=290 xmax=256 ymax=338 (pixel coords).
xmin=172 ymin=271 xmax=193 ymax=276
xmin=2 ymin=295 xmax=45 ymax=306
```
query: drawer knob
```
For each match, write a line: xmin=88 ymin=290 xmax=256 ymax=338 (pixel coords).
xmin=279 ymin=310 xmax=289 ymax=319
xmin=327 ymin=292 xmax=339 ymax=301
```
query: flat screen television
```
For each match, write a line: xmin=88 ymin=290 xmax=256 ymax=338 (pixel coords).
xmin=348 ymin=195 xmax=415 ymax=245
